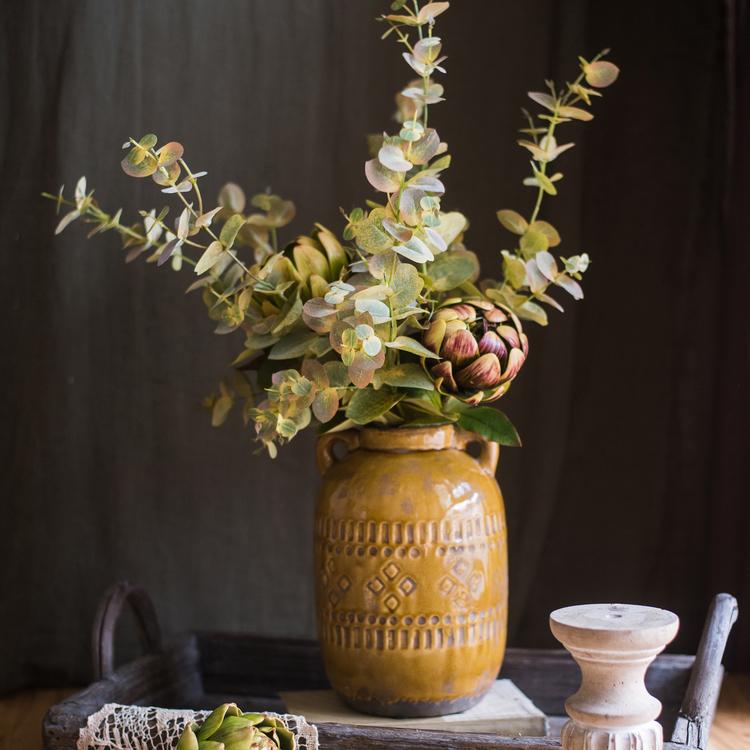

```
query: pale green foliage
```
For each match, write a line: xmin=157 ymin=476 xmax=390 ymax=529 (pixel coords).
xmin=490 ymin=49 xmax=619 ymax=326
xmin=45 ymin=1 xmax=618 ymax=456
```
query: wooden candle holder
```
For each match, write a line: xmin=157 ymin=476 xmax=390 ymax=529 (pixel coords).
xmin=550 ymin=603 xmax=679 ymax=750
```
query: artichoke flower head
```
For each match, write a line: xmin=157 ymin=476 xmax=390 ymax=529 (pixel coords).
xmin=176 ymin=703 xmax=295 ymax=750
xmin=425 ymin=299 xmax=528 ymax=405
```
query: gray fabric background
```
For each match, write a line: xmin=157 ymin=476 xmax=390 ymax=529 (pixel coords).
xmin=1 ymin=0 xmax=747 ymax=691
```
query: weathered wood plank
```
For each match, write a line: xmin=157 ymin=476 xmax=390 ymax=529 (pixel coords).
xmin=315 ymin=723 xmax=561 ymax=750
xmin=670 ymin=594 xmax=739 ymax=749
xmin=38 ymin=638 xmax=713 ymax=749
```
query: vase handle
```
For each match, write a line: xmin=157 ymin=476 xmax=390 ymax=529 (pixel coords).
xmin=316 ymin=430 xmax=360 ymax=474
xmin=456 ymin=429 xmax=500 ymax=477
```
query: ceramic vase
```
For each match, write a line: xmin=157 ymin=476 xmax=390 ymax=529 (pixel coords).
xmin=314 ymin=424 xmax=507 ymax=717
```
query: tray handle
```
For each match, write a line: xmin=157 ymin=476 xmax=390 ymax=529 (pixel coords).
xmin=92 ymin=581 xmax=163 ymax=680
xmin=669 ymin=592 xmax=738 ymax=749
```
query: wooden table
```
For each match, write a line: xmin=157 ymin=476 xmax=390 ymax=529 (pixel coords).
xmin=0 ymin=677 xmax=747 ymax=750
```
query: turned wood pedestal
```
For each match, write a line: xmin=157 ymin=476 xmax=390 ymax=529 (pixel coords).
xmin=550 ymin=603 xmax=679 ymax=750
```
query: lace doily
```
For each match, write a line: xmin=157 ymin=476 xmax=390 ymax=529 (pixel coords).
xmin=77 ymin=703 xmax=318 ymax=750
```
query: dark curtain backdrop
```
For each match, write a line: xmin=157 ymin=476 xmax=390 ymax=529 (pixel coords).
xmin=1 ymin=0 xmax=747 ymax=692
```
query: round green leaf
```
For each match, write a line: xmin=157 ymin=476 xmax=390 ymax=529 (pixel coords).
xmin=529 ymin=220 xmax=561 ymax=247
xmin=496 ymin=209 xmax=528 ymax=235
xmin=584 ymin=60 xmax=620 ymax=88
xmin=424 ymin=249 xmax=480 ymax=292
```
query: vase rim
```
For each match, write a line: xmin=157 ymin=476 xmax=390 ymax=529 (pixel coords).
xmin=358 ymin=424 xmax=459 ymax=452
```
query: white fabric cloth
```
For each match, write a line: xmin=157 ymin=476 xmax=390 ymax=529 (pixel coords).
xmin=77 ymin=703 xmax=318 ymax=750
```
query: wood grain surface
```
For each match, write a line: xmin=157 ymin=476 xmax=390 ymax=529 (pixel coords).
xmin=1 ymin=678 xmax=747 ymax=750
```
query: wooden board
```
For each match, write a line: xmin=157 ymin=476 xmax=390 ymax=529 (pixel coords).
xmin=5 ymin=679 xmax=746 ymax=750
xmin=280 ymin=680 xmax=547 ymax=736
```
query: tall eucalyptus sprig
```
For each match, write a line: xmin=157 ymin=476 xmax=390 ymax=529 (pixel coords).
xmin=488 ymin=52 xmax=619 ymax=326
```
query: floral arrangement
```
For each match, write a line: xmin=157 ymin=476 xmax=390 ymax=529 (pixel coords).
xmin=45 ymin=1 xmax=618 ymax=456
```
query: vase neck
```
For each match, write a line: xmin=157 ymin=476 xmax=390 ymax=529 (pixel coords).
xmin=358 ymin=425 xmax=458 ymax=452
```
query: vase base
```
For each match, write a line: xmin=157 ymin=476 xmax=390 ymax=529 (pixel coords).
xmin=341 ymin=688 xmax=488 ymax=718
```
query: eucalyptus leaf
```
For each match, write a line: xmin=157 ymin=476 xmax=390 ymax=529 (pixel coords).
xmin=271 ymin=291 xmax=303 ymax=334
xmin=156 ymin=141 xmax=184 ymax=167
xmin=527 ymin=91 xmax=556 ymax=111
xmin=391 ymin=262 xmax=423 ymax=307
xmin=518 ymin=299 xmax=549 ymax=325
xmin=531 ymin=167 xmax=557 ymax=195
xmin=379 ymin=363 xmax=434 ymax=390
xmin=157 ymin=237 xmax=180 ymax=267
xmin=268 ymin=328 xmax=319 ymax=359
xmin=195 ymin=241 xmax=224 ymax=275
xmin=365 ymin=158 xmax=401 ymax=192
xmin=384 ymin=336 xmax=439 ymax=359
xmin=529 ymin=220 xmax=561 ymax=247
xmin=558 ymin=105 xmax=593 ymax=121
xmin=497 ymin=209 xmax=528 ymax=236
xmin=220 ymin=215 xmax=246 ymax=249
xmin=353 ymin=218 xmax=393 ymax=254
xmin=211 ymin=395 xmax=234 ymax=427
xmin=313 ymin=388 xmax=339 ymax=422
xmin=425 ymin=249 xmax=480 ymax=291
xmin=584 ymin=60 xmax=620 ymax=88
xmin=346 ymin=387 xmax=403 ymax=424
xmin=555 ymin=273 xmax=584 ymax=299
xmin=434 ymin=211 xmax=467 ymax=247
xmin=394 ymin=235 xmax=434 ymax=263
xmin=535 ymin=250 xmax=558 ymax=280
xmin=501 ymin=250 xmax=527 ymax=288
xmin=416 ymin=1 xmax=450 ymax=24
xmin=218 ymin=183 xmax=246 ymax=213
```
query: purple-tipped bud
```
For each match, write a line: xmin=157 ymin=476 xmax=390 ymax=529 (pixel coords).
xmin=456 ymin=353 xmax=503 ymax=390
xmin=463 ymin=391 xmax=485 ymax=405
xmin=483 ymin=306 xmax=508 ymax=324
xmin=430 ymin=360 xmax=457 ymax=392
xmin=496 ymin=325 xmax=521 ymax=350
xmin=442 ymin=329 xmax=480 ymax=367
xmin=469 ymin=298 xmax=494 ymax=311
xmin=500 ymin=348 xmax=526 ymax=383
xmin=521 ymin=333 xmax=529 ymax=356
xmin=484 ymin=381 xmax=512 ymax=403
xmin=452 ymin=304 xmax=477 ymax=322
xmin=478 ymin=330 xmax=508 ymax=361
xmin=434 ymin=307 xmax=459 ymax=322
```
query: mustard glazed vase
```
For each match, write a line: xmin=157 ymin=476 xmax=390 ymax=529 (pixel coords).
xmin=314 ymin=424 xmax=508 ymax=717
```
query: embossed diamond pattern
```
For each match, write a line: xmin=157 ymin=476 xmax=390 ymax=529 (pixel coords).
xmin=384 ymin=594 xmax=400 ymax=612
xmin=399 ymin=576 xmax=416 ymax=596
xmin=383 ymin=561 xmax=400 ymax=580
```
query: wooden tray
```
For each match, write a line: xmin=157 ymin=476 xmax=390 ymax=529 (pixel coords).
xmin=43 ymin=584 xmax=738 ymax=750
